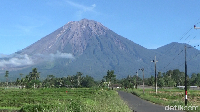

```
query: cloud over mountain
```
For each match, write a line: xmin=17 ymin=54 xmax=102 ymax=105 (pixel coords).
xmin=0 ymin=51 xmax=74 ymax=68
xmin=35 ymin=51 xmax=75 ymax=61
xmin=0 ymin=54 xmax=33 ymax=67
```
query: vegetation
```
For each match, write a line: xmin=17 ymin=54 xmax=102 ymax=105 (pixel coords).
xmin=1 ymin=68 xmax=200 ymax=111
xmin=2 ymin=68 xmax=200 ymax=89
xmin=0 ymin=69 xmax=132 ymax=111
xmin=125 ymin=88 xmax=200 ymax=112
xmin=1 ymin=68 xmax=98 ymax=89
xmin=145 ymin=69 xmax=200 ymax=88
xmin=5 ymin=71 xmax=9 ymax=87
xmin=0 ymin=88 xmax=131 ymax=112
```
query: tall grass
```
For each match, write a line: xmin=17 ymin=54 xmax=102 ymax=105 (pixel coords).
xmin=0 ymin=87 xmax=131 ymax=112
xmin=125 ymin=88 xmax=200 ymax=112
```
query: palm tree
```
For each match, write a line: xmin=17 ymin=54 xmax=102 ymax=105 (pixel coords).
xmin=20 ymin=73 xmax=23 ymax=80
xmin=30 ymin=68 xmax=40 ymax=80
xmin=28 ymin=68 xmax=40 ymax=88
xmin=5 ymin=71 xmax=9 ymax=87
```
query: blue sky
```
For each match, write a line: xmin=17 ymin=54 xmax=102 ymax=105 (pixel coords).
xmin=1 ymin=0 xmax=200 ymax=55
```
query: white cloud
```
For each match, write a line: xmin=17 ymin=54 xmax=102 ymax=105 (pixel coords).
xmin=66 ymin=0 xmax=97 ymax=18
xmin=49 ymin=51 xmax=74 ymax=59
xmin=0 ymin=51 xmax=75 ymax=68
xmin=0 ymin=54 xmax=33 ymax=67
xmin=34 ymin=51 xmax=75 ymax=60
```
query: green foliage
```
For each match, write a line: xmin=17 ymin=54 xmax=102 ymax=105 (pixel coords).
xmin=118 ymin=69 xmax=200 ymax=88
xmin=81 ymin=75 xmax=96 ymax=88
xmin=191 ymin=73 xmax=200 ymax=86
xmin=26 ymin=80 xmax=41 ymax=89
xmin=103 ymin=70 xmax=116 ymax=83
xmin=5 ymin=71 xmax=9 ymax=78
xmin=172 ymin=69 xmax=184 ymax=86
xmin=41 ymin=72 xmax=97 ymax=88
xmin=119 ymin=75 xmax=142 ymax=89
xmin=190 ymin=73 xmax=197 ymax=85
xmin=0 ymin=88 xmax=132 ymax=112
xmin=127 ymin=88 xmax=200 ymax=112
xmin=29 ymin=68 xmax=40 ymax=80
xmin=147 ymin=75 xmax=154 ymax=86
xmin=3 ymin=68 xmax=200 ymax=90
xmin=157 ymin=72 xmax=165 ymax=88
xmin=19 ymin=104 xmax=45 ymax=112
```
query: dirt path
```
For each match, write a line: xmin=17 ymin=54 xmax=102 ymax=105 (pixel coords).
xmin=117 ymin=91 xmax=184 ymax=112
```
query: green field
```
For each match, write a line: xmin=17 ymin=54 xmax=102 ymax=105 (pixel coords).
xmin=0 ymin=87 xmax=131 ymax=112
xmin=125 ymin=88 xmax=200 ymax=112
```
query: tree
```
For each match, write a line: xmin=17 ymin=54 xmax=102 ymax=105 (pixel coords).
xmin=76 ymin=72 xmax=83 ymax=87
xmin=125 ymin=75 xmax=132 ymax=88
xmin=15 ymin=78 xmax=20 ymax=86
xmin=157 ymin=72 xmax=165 ymax=88
xmin=178 ymin=72 xmax=185 ymax=86
xmin=194 ymin=73 xmax=200 ymax=86
xmin=103 ymin=70 xmax=116 ymax=88
xmin=122 ymin=78 xmax=130 ymax=88
xmin=147 ymin=75 xmax=154 ymax=86
xmin=103 ymin=70 xmax=116 ymax=83
xmin=22 ymin=68 xmax=41 ymax=89
xmin=172 ymin=69 xmax=182 ymax=86
xmin=164 ymin=70 xmax=176 ymax=87
xmin=20 ymin=73 xmax=23 ymax=80
xmin=5 ymin=71 xmax=9 ymax=87
xmin=81 ymin=75 xmax=96 ymax=88
xmin=42 ymin=75 xmax=56 ymax=88
xmin=29 ymin=68 xmax=40 ymax=80
xmin=190 ymin=73 xmax=197 ymax=86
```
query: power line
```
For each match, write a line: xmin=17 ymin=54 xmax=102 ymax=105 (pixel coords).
xmin=163 ymin=48 xmax=184 ymax=70
xmin=176 ymin=45 xmax=200 ymax=68
xmin=157 ymin=18 xmax=200 ymax=75
xmin=180 ymin=28 xmax=192 ymax=40
xmin=161 ymin=18 xmax=200 ymax=72
xmin=187 ymin=36 xmax=196 ymax=44
xmin=184 ymin=35 xmax=190 ymax=40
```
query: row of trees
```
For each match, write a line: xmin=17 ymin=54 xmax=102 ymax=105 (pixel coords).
xmin=2 ymin=68 xmax=100 ymax=89
xmin=2 ymin=68 xmax=200 ymax=89
xmin=147 ymin=69 xmax=200 ymax=88
xmin=146 ymin=69 xmax=186 ymax=88
xmin=121 ymin=69 xmax=200 ymax=88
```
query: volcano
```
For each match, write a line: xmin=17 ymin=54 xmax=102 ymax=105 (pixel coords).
xmin=1 ymin=19 xmax=200 ymax=80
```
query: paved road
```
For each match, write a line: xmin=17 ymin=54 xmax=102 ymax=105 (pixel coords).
xmin=117 ymin=91 xmax=184 ymax=112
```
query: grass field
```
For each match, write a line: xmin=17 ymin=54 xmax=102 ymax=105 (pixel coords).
xmin=0 ymin=87 xmax=132 ymax=112
xmin=125 ymin=88 xmax=200 ymax=112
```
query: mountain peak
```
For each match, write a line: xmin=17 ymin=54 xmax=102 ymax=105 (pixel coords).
xmin=63 ymin=19 xmax=109 ymax=34
xmin=19 ymin=19 xmax=110 ymax=55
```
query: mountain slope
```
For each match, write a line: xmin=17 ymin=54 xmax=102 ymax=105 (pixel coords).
xmin=1 ymin=19 xmax=200 ymax=80
xmin=13 ymin=19 xmax=157 ymax=79
xmin=153 ymin=42 xmax=200 ymax=74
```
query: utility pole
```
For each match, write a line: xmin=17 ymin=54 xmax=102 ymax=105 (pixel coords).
xmin=184 ymin=45 xmax=192 ymax=106
xmin=136 ymin=70 xmax=138 ymax=89
xmin=139 ymin=68 xmax=144 ymax=94
xmin=185 ymin=45 xmax=187 ymax=106
xmin=151 ymin=56 xmax=158 ymax=94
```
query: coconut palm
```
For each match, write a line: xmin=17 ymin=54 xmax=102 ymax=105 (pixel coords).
xmin=19 ymin=73 xmax=23 ymax=80
xmin=30 ymin=68 xmax=40 ymax=80
xmin=5 ymin=71 xmax=9 ymax=87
